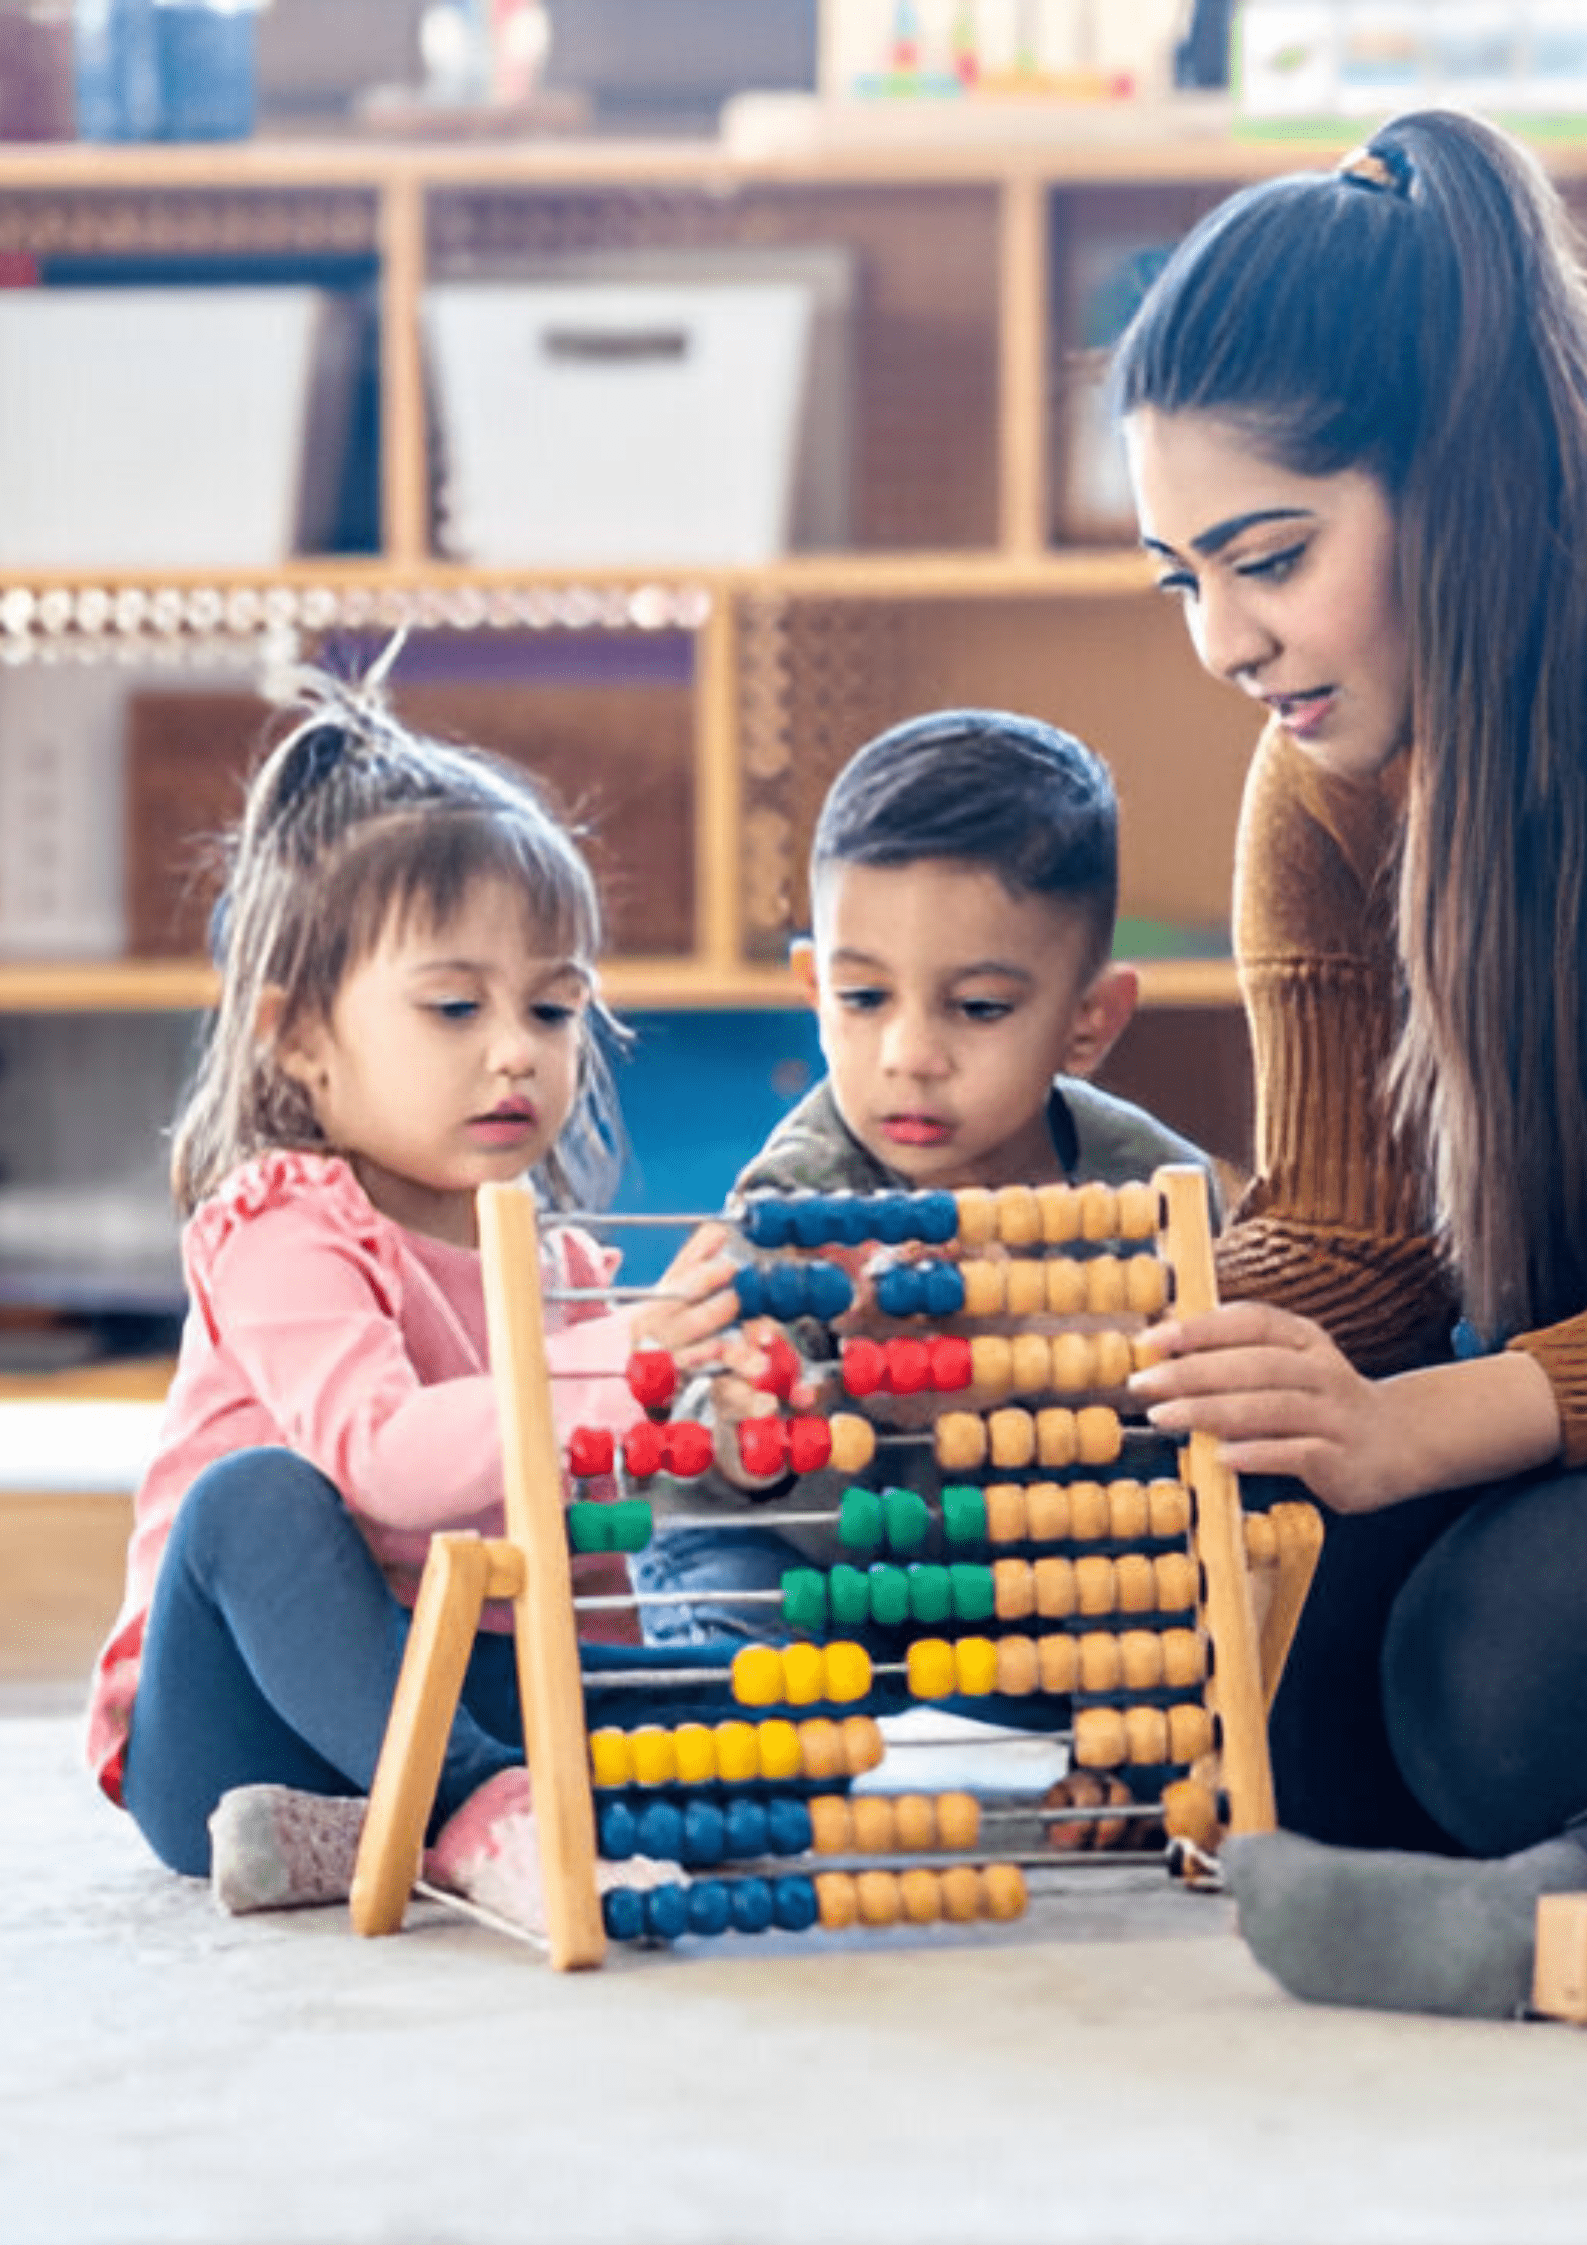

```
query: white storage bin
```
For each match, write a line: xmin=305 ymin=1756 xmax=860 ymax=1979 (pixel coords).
xmin=424 ymin=277 xmax=819 ymax=566
xmin=0 ymin=286 xmax=357 ymax=569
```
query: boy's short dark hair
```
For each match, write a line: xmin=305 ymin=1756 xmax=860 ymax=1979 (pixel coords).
xmin=811 ymin=707 xmax=1118 ymax=964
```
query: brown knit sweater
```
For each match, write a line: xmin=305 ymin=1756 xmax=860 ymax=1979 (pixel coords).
xmin=1213 ymin=721 xmax=1587 ymax=1466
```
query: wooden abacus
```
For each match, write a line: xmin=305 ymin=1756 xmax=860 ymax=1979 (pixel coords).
xmin=350 ymin=1163 xmax=1322 ymax=1969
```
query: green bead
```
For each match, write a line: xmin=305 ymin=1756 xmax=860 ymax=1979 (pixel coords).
xmin=782 ymin=1568 xmax=829 ymax=1632
xmin=611 ymin=1499 xmax=654 ymax=1553
xmin=907 ymin=1564 xmax=952 ymax=1624
xmin=948 ymin=1562 xmax=995 ymax=1622
xmin=883 ymin=1487 xmax=932 ymax=1554
xmin=838 ymin=1487 xmax=886 ymax=1550
xmin=867 ymin=1563 xmax=911 ymax=1628
xmin=567 ymin=1500 xmax=612 ymax=1553
xmin=940 ymin=1485 xmax=987 ymax=1546
xmin=829 ymin=1564 xmax=871 ymax=1629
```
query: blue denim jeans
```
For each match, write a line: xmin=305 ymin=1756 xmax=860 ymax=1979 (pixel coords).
xmin=122 ymin=1448 xmax=735 ymax=1876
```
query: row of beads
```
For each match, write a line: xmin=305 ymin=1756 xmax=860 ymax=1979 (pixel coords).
xmin=779 ymin=1559 xmax=999 ymax=1632
xmin=983 ymin=1476 xmax=1191 ymax=1545
xmin=815 ymin=1864 xmax=1027 ymax=1930
xmin=733 ymin=1260 xmax=854 ymax=1323
xmin=840 ymin=1329 xmax=1147 ymax=1400
xmin=598 ymin=1794 xmax=813 ymax=1866
xmin=741 ymin=1181 xmax=1159 ymax=1252
xmin=809 ymin=1790 xmax=980 ymax=1856
xmin=958 ymin=1251 xmax=1168 ymax=1320
xmin=588 ymin=1712 xmax=886 ymax=1790
xmin=603 ymin=1876 xmax=817 ymax=1943
xmin=990 ymin=1549 xmax=1201 ymax=1621
xmin=936 ymin=1405 xmax=1122 ymax=1471
xmin=992 ymin=1626 xmax=1205 ymax=1698
xmin=1074 ymin=1702 xmax=1215 ymax=1770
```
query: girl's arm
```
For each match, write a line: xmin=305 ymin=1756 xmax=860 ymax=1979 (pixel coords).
xmin=1129 ymin=1300 xmax=1561 ymax=1513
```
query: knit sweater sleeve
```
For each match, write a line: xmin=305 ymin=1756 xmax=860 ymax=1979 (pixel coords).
xmin=1212 ymin=724 xmax=1459 ymax=1375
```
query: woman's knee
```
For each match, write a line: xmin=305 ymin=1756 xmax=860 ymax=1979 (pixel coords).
xmin=1384 ymin=1472 xmax=1587 ymax=1854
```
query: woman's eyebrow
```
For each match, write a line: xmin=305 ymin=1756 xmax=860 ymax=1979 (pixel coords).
xmin=1143 ymin=505 xmax=1314 ymax=560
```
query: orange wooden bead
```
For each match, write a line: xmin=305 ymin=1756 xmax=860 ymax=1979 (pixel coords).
xmin=1162 ymin=1779 xmax=1221 ymax=1853
xmin=994 ymin=1557 xmax=1037 ymax=1621
xmin=936 ymin=1790 xmax=981 ymax=1850
xmin=1036 ymin=1632 xmax=1077 ymax=1693
xmin=935 ymin=1412 xmax=987 ymax=1471
xmin=1115 ymin=1179 xmax=1158 ymax=1241
xmin=816 ymin=1872 xmax=859 ymax=1929
xmin=956 ymin=1187 xmax=998 ymax=1247
xmin=939 ymin=1865 xmax=983 ymax=1922
xmin=1068 ymin=1480 xmax=1109 ymax=1540
xmin=828 ymin=1414 xmax=876 ymax=1474
xmin=856 ymin=1869 xmax=902 ymax=1926
xmin=1009 ymin=1332 xmax=1053 ymax=1393
xmin=1078 ymin=1182 xmax=1117 ymax=1240
xmin=1084 ymin=1256 xmax=1127 ymax=1315
xmin=970 ymin=1335 xmax=1013 ymax=1392
xmin=1113 ymin=1551 xmax=1156 ymax=1613
xmin=1244 ymin=1511 xmax=1279 ymax=1564
xmin=1078 ymin=1630 xmax=1122 ymax=1692
xmin=797 ymin=1718 xmax=844 ymax=1782
xmin=1091 ymin=1329 xmax=1134 ymax=1389
xmin=995 ymin=1185 xmax=1042 ymax=1247
xmin=982 ymin=1864 xmax=1028 ymax=1921
xmin=1049 ymin=1332 xmax=1094 ymax=1393
xmin=985 ymin=1483 xmax=1028 ymax=1543
xmin=1036 ymin=1182 xmax=1081 ymax=1244
xmin=1074 ymin=1553 xmax=1117 ymax=1615
xmin=893 ymin=1795 xmax=937 ymax=1853
xmin=1155 ymin=1552 xmax=1200 ymax=1612
xmin=1044 ymin=1257 xmax=1088 ymax=1314
xmin=1148 ymin=1478 xmax=1192 ymax=1539
xmin=1119 ymin=1627 xmax=1165 ymax=1692
xmin=960 ymin=1259 xmax=1005 ymax=1317
xmin=1025 ymin=1481 xmax=1070 ymax=1541
xmin=899 ymin=1868 xmax=943 ymax=1924
xmin=1076 ymin=1405 xmax=1122 ymax=1465
xmin=1107 ymin=1478 xmax=1149 ymax=1540
xmin=996 ymin=1634 xmax=1040 ymax=1695
xmin=809 ymin=1795 xmax=853 ymax=1853
xmin=1124 ymin=1252 xmax=1169 ymax=1313
xmin=1034 ymin=1407 xmax=1078 ymax=1468
xmin=852 ymin=1795 xmax=898 ymax=1853
xmin=988 ymin=1408 xmax=1036 ymax=1468
xmin=1033 ymin=1555 xmax=1076 ymax=1618
xmin=1168 ymin=1703 xmax=1215 ymax=1763
xmin=1124 ymin=1704 xmax=1169 ymax=1764
xmin=841 ymin=1714 xmax=887 ymax=1774
xmin=1161 ymin=1628 xmax=1206 ymax=1688
xmin=1073 ymin=1704 xmax=1127 ymax=1769
xmin=1004 ymin=1258 xmax=1047 ymax=1318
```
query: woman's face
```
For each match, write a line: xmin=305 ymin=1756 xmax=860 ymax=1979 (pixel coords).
xmin=1124 ymin=407 xmax=1413 ymax=781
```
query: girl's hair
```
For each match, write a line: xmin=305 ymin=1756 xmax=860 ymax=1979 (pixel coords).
xmin=811 ymin=708 xmax=1119 ymax=977
xmin=171 ymin=660 xmax=624 ymax=1217
xmin=1113 ymin=109 xmax=1587 ymax=1339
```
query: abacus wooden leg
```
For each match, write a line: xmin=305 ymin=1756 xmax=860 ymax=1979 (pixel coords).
xmin=352 ymin=1531 xmax=501 ymax=1937
xmin=1533 ymin=1895 xmax=1587 ymax=2023
xmin=1257 ymin=1501 xmax=1324 ymax=1714
xmin=479 ymin=1181 xmax=609 ymax=1972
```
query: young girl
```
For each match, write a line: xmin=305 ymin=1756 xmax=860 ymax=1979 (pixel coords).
xmin=1110 ymin=109 xmax=1587 ymax=2017
xmin=87 ymin=666 xmax=741 ymax=1930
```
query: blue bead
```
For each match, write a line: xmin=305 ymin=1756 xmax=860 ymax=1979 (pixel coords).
xmin=635 ymin=1801 xmax=684 ymax=1861
xmin=744 ymin=1196 xmax=795 ymax=1248
xmin=603 ymin=1887 xmax=646 ymax=1941
xmin=734 ymin=1265 xmax=767 ymax=1320
xmin=680 ymin=1800 xmax=726 ymax=1867
xmin=729 ymin=1877 xmax=775 ymax=1933
xmin=827 ymin=1192 xmax=872 ymax=1246
xmin=765 ymin=1262 xmax=809 ymax=1319
xmin=874 ymin=1264 xmax=924 ymax=1317
xmin=790 ymin=1194 xmax=833 ymax=1248
xmin=923 ymin=1261 xmax=966 ymax=1315
xmin=913 ymin=1191 xmax=961 ymax=1243
xmin=772 ymin=1876 xmax=819 ymax=1931
xmin=686 ymin=1879 xmax=732 ymax=1936
xmin=766 ymin=1798 xmax=813 ymax=1856
xmin=869 ymin=1193 xmax=915 ymax=1245
xmin=723 ymin=1799 xmax=770 ymax=1859
xmin=806 ymin=1262 xmax=855 ymax=1320
xmin=597 ymin=1801 xmax=638 ymax=1859
xmin=644 ymin=1883 xmax=691 ymax=1941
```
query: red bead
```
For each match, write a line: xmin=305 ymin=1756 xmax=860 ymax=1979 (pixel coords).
xmin=626 ymin=1348 xmax=677 ymax=1410
xmin=787 ymin=1417 xmax=833 ymax=1474
xmin=842 ymin=1337 xmax=886 ymax=1397
xmin=622 ymin=1421 xmax=667 ymax=1480
xmin=567 ymin=1426 xmax=615 ymax=1477
xmin=885 ymin=1337 xmax=932 ymax=1395
xmin=928 ymin=1336 xmax=974 ymax=1392
xmin=662 ymin=1420 xmax=715 ymax=1478
xmin=753 ymin=1330 xmax=801 ymax=1402
xmin=737 ymin=1415 xmax=790 ymax=1479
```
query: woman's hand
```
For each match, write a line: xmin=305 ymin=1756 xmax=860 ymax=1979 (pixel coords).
xmin=1127 ymin=1301 xmax=1410 ymax=1513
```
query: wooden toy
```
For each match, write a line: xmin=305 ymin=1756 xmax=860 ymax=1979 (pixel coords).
xmin=350 ymin=1163 xmax=1322 ymax=1968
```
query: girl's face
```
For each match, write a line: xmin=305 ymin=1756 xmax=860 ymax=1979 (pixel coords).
xmin=276 ymin=873 xmax=588 ymax=1248
xmin=1124 ymin=407 xmax=1413 ymax=781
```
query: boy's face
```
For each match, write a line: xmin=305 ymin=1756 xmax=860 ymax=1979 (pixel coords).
xmin=808 ymin=856 xmax=1132 ymax=1191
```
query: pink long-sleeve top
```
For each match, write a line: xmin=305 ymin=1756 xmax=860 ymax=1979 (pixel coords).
xmin=88 ymin=1150 xmax=643 ymax=1805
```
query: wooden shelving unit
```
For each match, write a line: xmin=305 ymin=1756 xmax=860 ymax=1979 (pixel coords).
xmin=3 ymin=118 xmax=1466 ymax=1403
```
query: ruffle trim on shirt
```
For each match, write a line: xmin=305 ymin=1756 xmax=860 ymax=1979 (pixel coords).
xmin=189 ymin=1151 xmax=403 ymax=1287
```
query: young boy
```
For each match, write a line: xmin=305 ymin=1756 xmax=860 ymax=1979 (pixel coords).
xmin=632 ymin=707 xmax=1219 ymax=1642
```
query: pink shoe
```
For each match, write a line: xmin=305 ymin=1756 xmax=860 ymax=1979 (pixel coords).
xmin=423 ymin=1766 xmax=674 ymax=1937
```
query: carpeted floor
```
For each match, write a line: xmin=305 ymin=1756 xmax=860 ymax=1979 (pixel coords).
xmin=8 ymin=1712 xmax=1587 ymax=2245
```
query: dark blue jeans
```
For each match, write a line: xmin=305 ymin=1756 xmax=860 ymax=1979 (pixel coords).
xmin=121 ymin=1448 xmax=735 ymax=1877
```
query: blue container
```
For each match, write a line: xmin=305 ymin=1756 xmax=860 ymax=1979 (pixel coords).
xmin=154 ymin=0 xmax=257 ymax=139
xmin=71 ymin=0 xmax=160 ymax=140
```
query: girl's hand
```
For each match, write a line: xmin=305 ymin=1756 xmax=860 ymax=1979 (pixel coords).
xmin=631 ymin=1223 xmax=742 ymax=1373
xmin=1127 ymin=1301 xmax=1406 ymax=1514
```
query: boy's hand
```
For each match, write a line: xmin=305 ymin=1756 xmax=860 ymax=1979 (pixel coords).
xmin=630 ymin=1222 xmax=741 ymax=1373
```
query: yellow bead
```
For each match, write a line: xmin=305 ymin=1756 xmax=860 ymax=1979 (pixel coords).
xmin=732 ymin=1644 xmax=784 ymax=1707
xmin=907 ymin=1638 xmax=957 ymax=1700
xmin=756 ymin=1717 xmax=802 ymax=1782
xmin=714 ymin=1719 xmax=760 ymax=1784
xmin=822 ymin=1641 xmax=873 ymax=1704
xmin=672 ymin=1722 xmax=717 ymax=1786
xmin=953 ymin=1637 xmax=999 ymax=1695
xmin=588 ymin=1727 xmax=633 ymax=1789
xmin=780 ymin=1641 xmax=826 ymax=1707
xmin=629 ymin=1726 xmax=677 ymax=1787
